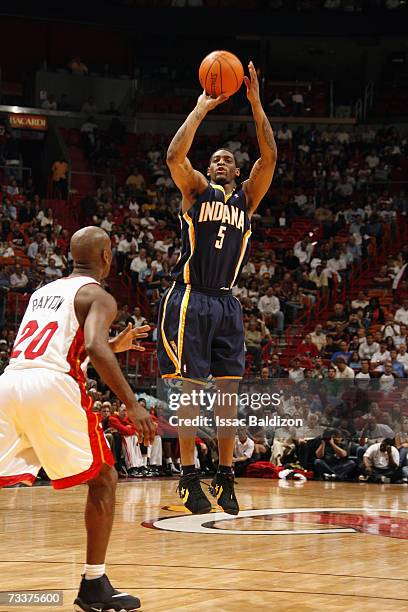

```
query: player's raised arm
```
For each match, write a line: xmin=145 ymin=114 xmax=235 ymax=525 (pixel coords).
xmin=75 ymin=284 xmax=155 ymax=444
xmin=166 ymin=91 xmax=228 ymax=211
xmin=242 ymin=61 xmax=277 ymax=217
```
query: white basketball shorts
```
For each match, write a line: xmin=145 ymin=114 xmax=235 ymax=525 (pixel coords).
xmin=0 ymin=369 xmax=114 ymax=489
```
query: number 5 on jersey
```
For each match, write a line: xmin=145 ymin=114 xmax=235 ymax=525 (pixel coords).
xmin=215 ymin=225 xmax=227 ymax=250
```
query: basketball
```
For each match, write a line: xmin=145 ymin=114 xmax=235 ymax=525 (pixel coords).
xmin=199 ymin=50 xmax=244 ymax=98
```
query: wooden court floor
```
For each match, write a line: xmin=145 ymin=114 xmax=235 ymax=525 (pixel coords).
xmin=1 ymin=478 xmax=408 ymax=611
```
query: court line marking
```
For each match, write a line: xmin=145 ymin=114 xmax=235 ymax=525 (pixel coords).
xmin=148 ymin=506 xmax=408 ymax=536
xmin=0 ymin=560 xmax=406 ymax=583
xmin=0 ymin=586 xmax=403 ymax=602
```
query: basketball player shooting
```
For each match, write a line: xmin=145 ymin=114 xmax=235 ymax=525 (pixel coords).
xmin=0 ymin=226 xmax=155 ymax=611
xmin=158 ymin=61 xmax=277 ymax=515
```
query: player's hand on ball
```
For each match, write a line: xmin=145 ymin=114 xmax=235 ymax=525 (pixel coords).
xmin=196 ymin=90 xmax=229 ymax=114
xmin=244 ymin=61 xmax=261 ymax=104
xmin=128 ymin=402 xmax=156 ymax=445
xmin=110 ymin=323 xmax=150 ymax=353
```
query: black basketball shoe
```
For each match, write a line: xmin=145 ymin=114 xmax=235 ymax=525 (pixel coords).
xmin=74 ymin=574 xmax=141 ymax=611
xmin=176 ymin=472 xmax=212 ymax=514
xmin=208 ymin=471 xmax=239 ymax=515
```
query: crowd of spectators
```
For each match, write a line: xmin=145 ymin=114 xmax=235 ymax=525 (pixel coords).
xmin=57 ymin=368 xmax=408 ymax=485
xmin=0 ymin=172 xmax=73 ymax=334
xmin=1 ymin=116 xmax=408 ymax=484
xmin=41 ymin=91 xmax=123 ymax=116
xmin=73 ymin=120 xmax=408 ymax=373
xmin=116 ymin=0 xmax=407 ymax=10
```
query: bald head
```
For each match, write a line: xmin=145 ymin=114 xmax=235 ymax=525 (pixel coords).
xmin=71 ymin=226 xmax=110 ymax=260
xmin=70 ymin=226 xmax=112 ymax=278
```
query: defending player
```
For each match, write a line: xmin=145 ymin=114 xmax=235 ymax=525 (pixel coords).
xmin=158 ymin=62 xmax=277 ymax=514
xmin=0 ymin=226 xmax=155 ymax=611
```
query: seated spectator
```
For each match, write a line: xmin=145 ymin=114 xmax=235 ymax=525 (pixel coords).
xmin=309 ymin=265 xmax=329 ymax=293
xmin=389 ymin=349 xmax=405 ymax=378
xmin=370 ymin=341 xmax=391 ymax=371
xmin=288 ymin=357 xmax=304 ymax=383
xmin=361 ymin=439 xmax=401 ymax=483
xmin=310 ymin=324 xmax=326 ymax=352
xmin=294 ymin=237 xmax=313 ymax=264
xmin=331 ymin=340 xmax=352 ymax=363
xmin=381 ymin=316 xmax=400 ymax=340
xmin=49 ymin=246 xmax=67 ymax=271
xmin=392 ymin=324 xmax=408 ymax=348
xmin=245 ymin=319 xmax=269 ymax=372
xmin=373 ymin=265 xmax=393 ymax=287
xmin=127 ymin=306 xmax=147 ymax=328
xmin=269 ymin=93 xmax=286 ymax=116
xmin=277 ymin=123 xmax=292 ymax=142
xmin=358 ymin=333 xmax=380 ymax=360
xmin=379 ymin=362 xmax=397 ymax=392
xmin=282 ymin=248 xmax=300 ymax=271
xmin=232 ymin=427 xmax=255 ymax=476
xmin=108 ymin=404 xmax=142 ymax=477
xmin=395 ymin=299 xmax=408 ymax=326
xmin=126 ymin=168 xmax=146 ymax=192
xmin=99 ymin=402 xmax=126 ymax=475
xmin=10 ymin=264 xmax=29 ymax=292
xmin=396 ymin=344 xmax=408 ymax=374
xmin=363 ymin=297 xmax=385 ymax=326
xmin=268 ymin=353 xmax=288 ymax=378
xmin=258 ymin=287 xmax=284 ymax=334
xmin=314 ymin=429 xmax=356 ymax=481
xmin=298 ymin=334 xmax=319 ymax=358
xmin=334 ymin=357 xmax=355 ymax=379
xmin=326 ymin=303 xmax=348 ymax=331
xmin=355 ymin=359 xmax=373 ymax=385
xmin=259 ymin=257 xmax=275 ymax=279
xmin=44 ymin=258 xmax=62 ymax=283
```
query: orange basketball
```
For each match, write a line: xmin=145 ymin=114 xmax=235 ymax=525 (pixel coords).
xmin=199 ymin=50 xmax=244 ymax=98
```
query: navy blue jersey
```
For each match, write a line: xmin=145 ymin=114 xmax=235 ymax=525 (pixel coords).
xmin=172 ymin=182 xmax=251 ymax=290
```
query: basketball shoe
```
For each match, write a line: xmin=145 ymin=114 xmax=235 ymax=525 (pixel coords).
xmin=177 ymin=472 xmax=212 ymax=514
xmin=74 ymin=574 xmax=141 ymax=611
xmin=208 ymin=471 xmax=239 ymax=515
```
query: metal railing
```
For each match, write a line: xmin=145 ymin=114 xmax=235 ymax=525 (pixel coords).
xmin=0 ymin=164 xmax=32 ymax=182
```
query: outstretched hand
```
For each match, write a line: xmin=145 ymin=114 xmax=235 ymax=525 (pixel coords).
xmin=244 ymin=61 xmax=261 ymax=105
xmin=196 ymin=90 xmax=229 ymax=114
xmin=109 ymin=323 xmax=151 ymax=353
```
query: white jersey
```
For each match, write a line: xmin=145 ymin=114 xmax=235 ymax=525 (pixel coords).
xmin=6 ymin=276 xmax=99 ymax=383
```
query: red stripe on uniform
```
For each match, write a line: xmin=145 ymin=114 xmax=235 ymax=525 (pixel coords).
xmin=52 ymin=329 xmax=114 ymax=490
xmin=0 ymin=473 xmax=36 ymax=487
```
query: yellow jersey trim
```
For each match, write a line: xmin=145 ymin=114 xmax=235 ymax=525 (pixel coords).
xmin=183 ymin=212 xmax=195 ymax=284
xmin=160 ymin=283 xmax=179 ymax=374
xmin=230 ymin=228 xmax=252 ymax=288
xmin=177 ymin=284 xmax=191 ymax=376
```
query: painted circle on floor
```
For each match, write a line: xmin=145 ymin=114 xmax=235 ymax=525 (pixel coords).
xmin=142 ymin=507 xmax=408 ymax=538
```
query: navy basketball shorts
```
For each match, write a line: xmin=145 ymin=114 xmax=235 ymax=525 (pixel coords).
xmin=157 ymin=282 xmax=244 ymax=382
